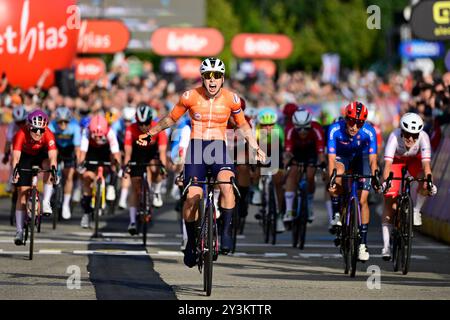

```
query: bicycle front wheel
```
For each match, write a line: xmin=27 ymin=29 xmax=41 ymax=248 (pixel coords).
xmin=401 ymin=195 xmax=414 ymax=275
xmin=29 ymin=189 xmax=37 ymax=260
xmin=203 ymin=202 xmax=214 ymax=296
xmin=93 ymin=181 xmax=102 ymax=238
xmin=349 ymin=198 xmax=359 ymax=278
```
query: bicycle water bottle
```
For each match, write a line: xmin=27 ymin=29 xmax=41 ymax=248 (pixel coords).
xmin=101 ymin=179 xmax=106 ymax=209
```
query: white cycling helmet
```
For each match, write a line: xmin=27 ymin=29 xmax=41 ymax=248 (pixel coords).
xmin=200 ymin=57 xmax=225 ymax=75
xmin=122 ymin=106 xmax=136 ymax=122
xmin=55 ymin=106 xmax=72 ymax=122
xmin=400 ymin=112 xmax=424 ymax=134
xmin=12 ymin=105 xmax=27 ymax=122
xmin=292 ymin=108 xmax=313 ymax=128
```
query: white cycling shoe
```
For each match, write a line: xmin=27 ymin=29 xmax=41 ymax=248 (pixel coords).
xmin=413 ymin=209 xmax=422 ymax=226
xmin=153 ymin=193 xmax=163 ymax=208
xmin=283 ymin=210 xmax=295 ymax=223
xmin=62 ymin=205 xmax=71 ymax=220
xmin=251 ymin=189 xmax=262 ymax=205
xmin=81 ymin=214 xmax=90 ymax=229
xmin=42 ymin=201 xmax=53 ymax=216
xmin=382 ymin=247 xmax=391 ymax=261
xmin=358 ymin=244 xmax=370 ymax=262
xmin=106 ymin=185 xmax=116 ymax=201
xmin=276 ymin=217 xmax=285 ymax=233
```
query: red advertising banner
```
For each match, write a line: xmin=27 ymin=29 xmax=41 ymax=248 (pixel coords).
xmin=0 ymin=0 xmax=79 ymax=89
xmin=75 ymin=58 xmax=106 ymax=81
xmin=176 ymin=58 xmax=201 ymax=79
xmin=253 ymin=59 xmax=277 ymax=77
xmin=231 ymin=33 xmax=293 ymax=59
xmin=77 ymin=20 xmax=130 ymax=54
xmin=151 ymin=28 xmax=224 ymax=57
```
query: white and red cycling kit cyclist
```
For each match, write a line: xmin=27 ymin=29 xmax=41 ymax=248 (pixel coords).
xmin=384 ymin=128 xmax=431 ymax=197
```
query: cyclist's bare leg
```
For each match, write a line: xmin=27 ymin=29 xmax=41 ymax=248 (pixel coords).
xmin=40 ymin=159 xmax=54 ymax=212
xmin=15 ymin=186 xmax=30 ymax=232
xmin=285 ymin=165 xmax=301 ymax=214
xmin=183 ymin=186 xmax=202 ymax=222
xmin=81 ymin=171 xmax=95 ymax=215
xmin=382 ymin=196 xmax=396 ymax=251
xmin=358 ymin=189 xmax=370 ymax=246
xmin=329 ymin=161 xmax=345 ymax=229
xmin=273 ymin=170 xmax=285 ymax=212
xmin=217 ymin=170 xmax=235 ymax=209
xmin=236 ymin=165 xmax=251 ymax=219
xmin=63 ymin=168 xmax=75 ymax=195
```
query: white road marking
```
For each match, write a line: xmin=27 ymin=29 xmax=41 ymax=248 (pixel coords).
xmin=264 ymin=253 xmax=288 ymax=257
xmin=154 ymin=251 xmax=183 ymax=256
xmin=38 ymin=250 xmax=62 ymax=254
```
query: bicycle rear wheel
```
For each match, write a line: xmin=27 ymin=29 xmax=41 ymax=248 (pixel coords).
xmin=298 ymin=193 xmax=308 ymax=250
xmin=93 ymin=181 xmax=102 ymax=238
xmin=29 ymin=189 xmax=37 ymax=260
xmin=349 ymin=198 xmax=359 ymax=278
xmin=401 ymin=195 xmax=413 ymax=275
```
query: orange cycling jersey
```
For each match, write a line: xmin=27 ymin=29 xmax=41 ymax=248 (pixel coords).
xmin=169 ymin=87 xmax=247 ymax=141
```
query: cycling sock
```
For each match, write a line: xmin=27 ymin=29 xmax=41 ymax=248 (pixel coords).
xmin=43 ymin=184 xmax=53 ymax=204
xmin=220 ymin=208 xmax=234 ymax=246
xmin=15 ymin=210 xmax=24 ymax=232
xmin=359 ymin=224 xmax=369 ymax=245
xmin=382 ymin=223 xmax=392 ymax=249
xmin=182 ymin=220 xmax=188 ymax=243
xmin=153 ymin=182 xmax=162 ymax=194
xmin=414 ymin=193 xmax=426 ymax=212
xmin=63 ymin=194 xmax=71 ymax=208
xmin=185 ymin=221 xmax=196 ymax=251
xmin=307 ymin=193 xmax=314 ymax=216
xmin=238 ymin=186 xmax=249 ymax=217
xmin=285 ymin=192 xmax=295 ymax=212
xmin=325 ymin=200 xmax=333 ymax=224
xmin=81 ymin=195 xmax=93 ymax=214
xmin=119 ymin=188 xmax=129 ymax=204
xmin=331 ymin=196 xmax=341 ymax=218
xmin=129 ymin=207 xmax=137 ymax=224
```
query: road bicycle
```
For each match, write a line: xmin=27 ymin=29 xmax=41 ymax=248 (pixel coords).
xmin=182 ymin=169 xmax=240 ymax=296
xmin=17 ymin=166 xmax=56 ymax=260
xmin=329 ymin=168 xmax=379 ymax=277
xmin=288 ymin=162 xmax=325 ymax=250
xmin=384 ymin=168 xmax=432 ymax=275
xmin=125 ymin=161 xmax=166 ymax=246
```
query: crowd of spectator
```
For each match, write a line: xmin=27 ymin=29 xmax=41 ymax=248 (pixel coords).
xmin=1 ymin=56 xmax=450 ymax=150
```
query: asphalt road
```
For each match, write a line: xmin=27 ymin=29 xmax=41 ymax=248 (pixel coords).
xmin=0 ymin=184 xmax=449 ymax=300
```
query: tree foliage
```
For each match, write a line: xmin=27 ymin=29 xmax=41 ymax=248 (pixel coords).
xmin=207 ymin=0 xmax=409 ymax=71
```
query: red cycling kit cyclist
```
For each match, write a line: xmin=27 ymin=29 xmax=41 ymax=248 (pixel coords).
xmin=11 ymin=110 xmax=58 ymax=245
xmin=124 ymin=103 xmax=168 ymax=235
xmin=283 ymin=108 xmax=326 ymax=224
